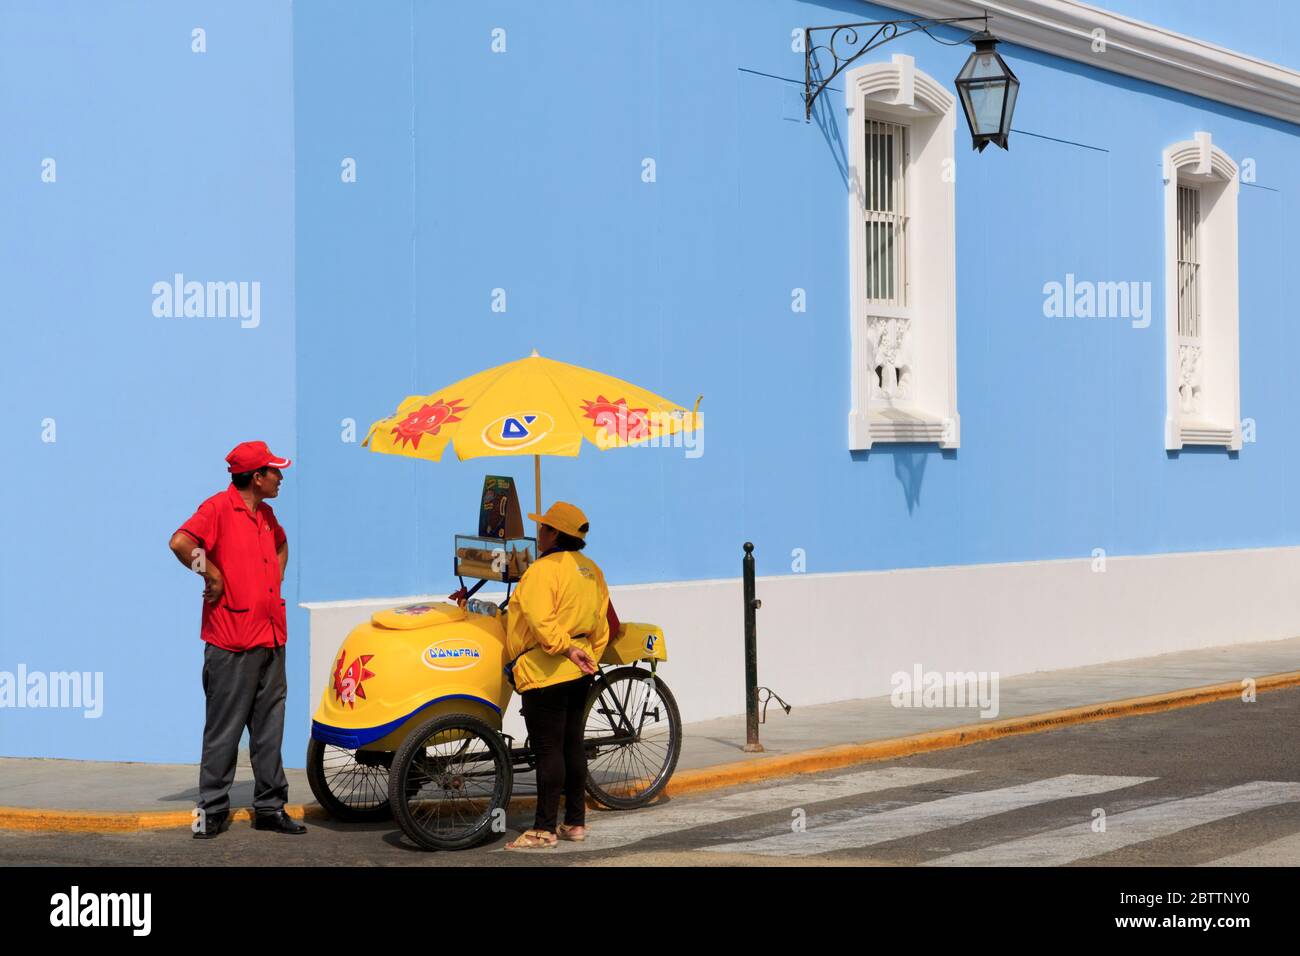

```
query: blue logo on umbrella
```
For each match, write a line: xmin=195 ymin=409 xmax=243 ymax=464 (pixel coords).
xmin=501 ymin=415 xmax=537 ymax=439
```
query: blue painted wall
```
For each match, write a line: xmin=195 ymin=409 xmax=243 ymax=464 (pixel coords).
xmin=295 ymin=0 xmax=1300 ymax=606
xmin=3 ymin=0 xmax=1297 ymax=763
xmin=0 ymin=1 xmax=300 ymax=762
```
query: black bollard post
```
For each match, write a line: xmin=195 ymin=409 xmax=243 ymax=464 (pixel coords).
xmin=743 ymin=542 xmax=763 ymax=752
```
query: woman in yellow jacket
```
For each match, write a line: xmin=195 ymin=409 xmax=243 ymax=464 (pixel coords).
xmin=504 ymin=501 xmax=610 ymax=850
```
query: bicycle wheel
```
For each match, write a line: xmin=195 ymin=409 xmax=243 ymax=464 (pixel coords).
xmin=389 ymin=713 xmax=513 ymax=851
xmin=583 ymin=668 xmax=681 ymax=809
xmin=305 ymin=737 xmax=393 ymax=822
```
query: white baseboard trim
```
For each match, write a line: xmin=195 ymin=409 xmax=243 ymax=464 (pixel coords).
xmin=302 ymin=545 xmax=1300 ymax=737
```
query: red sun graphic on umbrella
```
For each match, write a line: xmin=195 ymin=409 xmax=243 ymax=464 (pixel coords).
xmin=579 ymin=395 xmax=651 ymax=443
xmin=391 ymin=398 xmax=467 ymax=450
xmin=333 ymin=652 xmax=376 ymax=708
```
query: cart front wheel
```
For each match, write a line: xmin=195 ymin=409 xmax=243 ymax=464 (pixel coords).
xmin=389 ymin=713 xmax=513 ymax=851
xmin=306 ymin=738 xmax=394 ymax=822
xmin=583 ymin=668 xmax=682 ymax=809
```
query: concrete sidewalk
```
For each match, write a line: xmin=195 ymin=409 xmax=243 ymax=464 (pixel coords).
xmin=2 ymin=635 xmax=1298 ymax=827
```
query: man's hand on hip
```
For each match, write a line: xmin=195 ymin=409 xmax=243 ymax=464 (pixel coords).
xmin=203 ymin=570 xmax=225 ymax=605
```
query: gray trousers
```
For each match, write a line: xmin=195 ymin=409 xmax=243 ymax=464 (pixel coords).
xmin=198 ymin=642 xmax=288 ymax=816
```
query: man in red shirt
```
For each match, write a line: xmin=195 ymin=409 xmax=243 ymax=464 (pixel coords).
xmin=169 ymin=441 xmax=306 ymax=839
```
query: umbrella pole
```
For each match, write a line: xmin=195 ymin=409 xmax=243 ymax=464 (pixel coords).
xmin=534 ymin=454 xmax=542 ymax=522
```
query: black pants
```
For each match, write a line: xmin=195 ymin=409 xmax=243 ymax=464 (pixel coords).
xmin=197 ymin=642 xmax=289 ymax=818
xmin=521 ymin=674 xmax=594 ymax=833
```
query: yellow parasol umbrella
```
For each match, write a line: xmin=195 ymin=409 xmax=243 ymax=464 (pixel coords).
xmin=363 ymin=350 xmax=702 ymax=516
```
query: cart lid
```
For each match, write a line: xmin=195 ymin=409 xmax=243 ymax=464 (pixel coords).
xmin=372 ymin=602 xmax=467 ymax=630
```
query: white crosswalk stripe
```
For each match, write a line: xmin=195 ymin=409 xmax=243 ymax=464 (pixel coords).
xmin=925 ymin=781 xmax=1300 ymax=866
xmin=1201 ymin=829 xmax=1300 ymax=866
xmin=500 ymin=766 xmax=973 ymax=854
xmin=697 ymin=774 xmax=1154 ymax=858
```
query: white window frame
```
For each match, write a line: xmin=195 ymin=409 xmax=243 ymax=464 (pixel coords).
xmin=846 ymin=54 xmax=959 ymax=450
xmin=1163 ymin=132 xmax=1241 ymax=451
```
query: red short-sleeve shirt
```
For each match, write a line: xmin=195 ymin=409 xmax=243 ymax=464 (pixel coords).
xmin=176 ymin=484 xmax=288 ymax=651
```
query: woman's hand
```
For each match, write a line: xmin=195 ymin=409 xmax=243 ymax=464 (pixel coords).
xmin=565 ymin=645 xmax=597 ymax=675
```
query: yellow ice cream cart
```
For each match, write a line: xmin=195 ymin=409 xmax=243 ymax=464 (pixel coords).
xmin=306 ymin=352 xmax=699 ymax=850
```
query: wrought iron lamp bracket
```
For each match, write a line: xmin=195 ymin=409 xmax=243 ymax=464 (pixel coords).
xmin=803 ymin=14 xmax=988 ymax=122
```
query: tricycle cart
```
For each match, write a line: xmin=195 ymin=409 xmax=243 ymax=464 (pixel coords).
xmin=307 ymin=542 xmax=680 ymax=851
xmin=315 ymin=350 xmax=702 ymax=850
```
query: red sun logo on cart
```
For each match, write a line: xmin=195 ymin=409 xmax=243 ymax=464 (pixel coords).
xmin=579 ymin=396 xmax=651 ymax=443
xmin=391 ymin=398 xmax=467 ymax=449
xmin=333 ymin=652 xmax=376 ymax=708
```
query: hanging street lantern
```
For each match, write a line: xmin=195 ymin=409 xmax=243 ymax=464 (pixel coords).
xmin=801 ymin=15 xmax=1020 ymax=152
xmin=954 ymin=31 xmax=1020 ymax=151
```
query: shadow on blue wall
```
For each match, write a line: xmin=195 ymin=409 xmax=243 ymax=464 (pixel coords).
xmin=851 ymin=444 xmax=958 ymax=514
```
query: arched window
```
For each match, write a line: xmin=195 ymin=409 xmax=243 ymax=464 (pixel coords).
xmin=1162 ymin=132 xmax=1241 ymax=450
xmin=846 ymin=54 xmax=959 ymax=450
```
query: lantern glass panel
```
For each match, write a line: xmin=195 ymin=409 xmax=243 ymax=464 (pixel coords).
xmin=1002 ymin=74 xmax=1020 ymax=133
xmin=957 ymin=52 xmax=1009 ymax=135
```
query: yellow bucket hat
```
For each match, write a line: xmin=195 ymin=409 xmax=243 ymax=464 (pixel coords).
xmin=528 ymin=501 xmax=590 ymax=540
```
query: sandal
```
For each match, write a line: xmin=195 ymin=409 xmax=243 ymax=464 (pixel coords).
xmin=505 ymin=828 xmax=557 ymax=850
xmin=557 ymin=823 xmax=587 ymax=842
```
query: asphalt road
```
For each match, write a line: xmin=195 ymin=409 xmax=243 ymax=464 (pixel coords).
xmin=4 ymin=686 xmax=1299 ymax=867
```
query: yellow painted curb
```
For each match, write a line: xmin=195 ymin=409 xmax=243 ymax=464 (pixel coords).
xmin=0 ymin=795 xmax=550 ymax=834
xmin=657 ymin=670 xmax=1300 ymax=799
xmin=0 ymin=803 xmax=322 ymax=834
xmin=5 ymin=670 xmax=1298 ymax=833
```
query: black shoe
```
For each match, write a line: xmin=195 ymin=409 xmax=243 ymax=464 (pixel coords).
xmin=252 ymin=810 xmax=307 ymax=835
xmin=193 ymin=810 xmax=231 ymax=840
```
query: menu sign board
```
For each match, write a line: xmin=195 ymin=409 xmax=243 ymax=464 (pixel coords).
xmin=479 ymin=475 xmax=524 ymax=539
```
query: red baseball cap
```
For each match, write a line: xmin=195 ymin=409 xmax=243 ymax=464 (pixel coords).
xmin=226 ymin=440 xmax=292 ymax=473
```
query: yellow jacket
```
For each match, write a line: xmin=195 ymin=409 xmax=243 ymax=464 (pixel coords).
xmin=505 ymin=549 xmax=610 ymax=692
